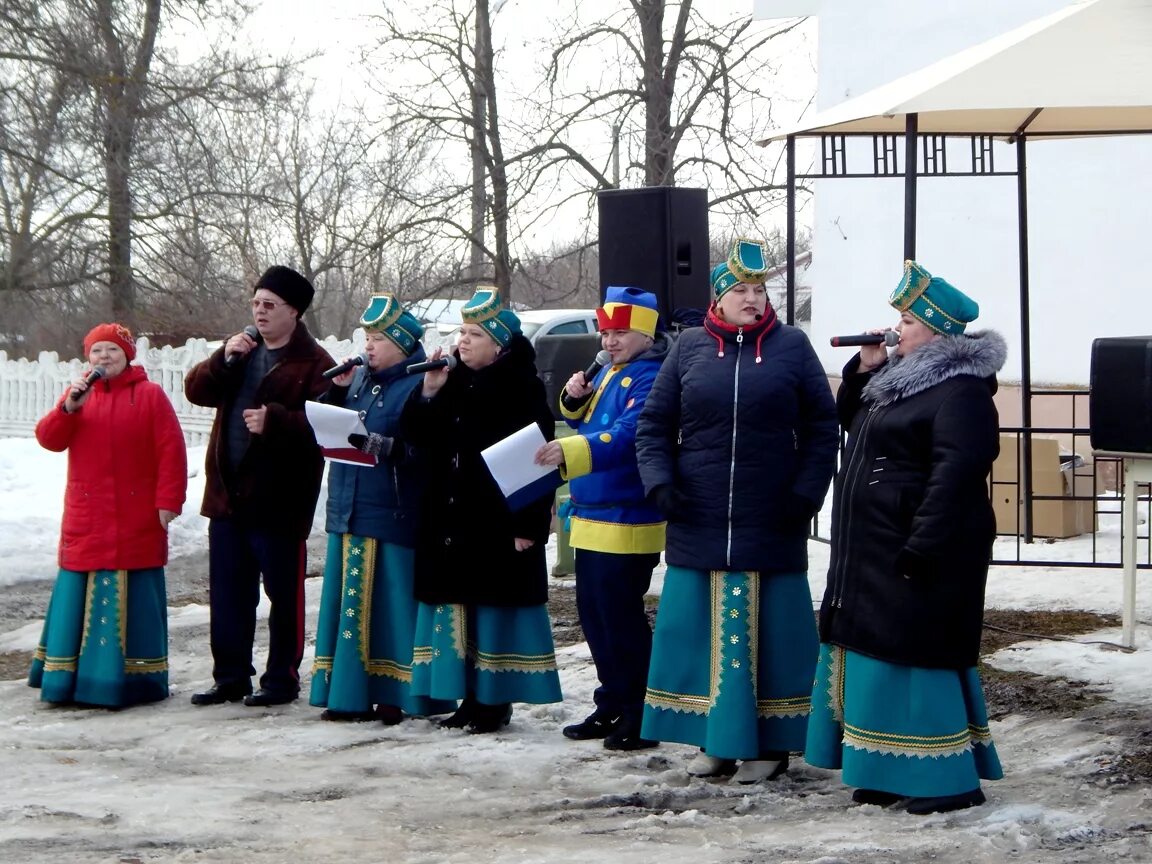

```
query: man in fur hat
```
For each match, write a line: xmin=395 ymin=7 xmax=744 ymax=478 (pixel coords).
xmin=185 ymin=266 xmax=334 ymax=708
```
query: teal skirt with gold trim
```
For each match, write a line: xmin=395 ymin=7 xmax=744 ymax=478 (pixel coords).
xmin=310 ymin=533 xmax=455 ymax=716
xmin=805 ymin=643 xmax=1004 ymax=797
xmin=28 ymin=568 xmax=168 ymax=708
xmin=641 ymin=566 xmax=818 ymax=759
xmin=411 ymin=602 xmax=562 ymax=705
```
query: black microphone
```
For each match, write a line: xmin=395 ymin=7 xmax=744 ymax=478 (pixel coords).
xmin=71 ymin=366 xmax=107 ymax=400
xmin=583 ymin=350 xmax=612 ymax=384
xmin=323 ymin=353 xmax=368 ymax=380
xmin=406 ymin=355 xmax=458 ymax=375
xmin=225 ymin=325 xmax=263 ymax=367
xmin=829 ymin=331 xmax=900 ymax=348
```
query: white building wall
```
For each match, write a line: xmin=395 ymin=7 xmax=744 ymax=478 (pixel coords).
xmin=758 ymin=0 xmax=1152 ymax=384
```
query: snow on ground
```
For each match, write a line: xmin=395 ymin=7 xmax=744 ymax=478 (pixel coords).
xmin=2 ymin=437 xmax=1152 ymax=863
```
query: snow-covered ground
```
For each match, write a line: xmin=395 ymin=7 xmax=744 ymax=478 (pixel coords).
xmin=1 ymin=436 xmax=1151 ymax=863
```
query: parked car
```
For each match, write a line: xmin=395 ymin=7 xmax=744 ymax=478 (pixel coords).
xmin=433 ymin=308 xmax=599 ymax=348
xmin=517 ymin=309 xmax=599 ymax=345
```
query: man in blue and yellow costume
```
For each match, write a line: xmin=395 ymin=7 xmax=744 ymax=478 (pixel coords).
xmin=535 ymin=286 xmax=670 ymax=750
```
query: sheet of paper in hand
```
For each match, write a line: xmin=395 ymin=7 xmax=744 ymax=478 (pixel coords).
xmin=480 ymin=423 xmax=562 ymax=512
xmin=305 ymin=401 xmax=375 ymax=466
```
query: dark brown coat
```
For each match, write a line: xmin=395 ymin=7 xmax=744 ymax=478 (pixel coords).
xmin=184 ymin=321 xmax=333 ymax=539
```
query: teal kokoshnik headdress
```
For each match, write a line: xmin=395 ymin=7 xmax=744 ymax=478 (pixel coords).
xmin=460 ymin=286 xmax=521 ymax=348
xmin=359 ymin=293 xmax=424 ymax=356
xmin=889 ymin=260 xmax=979 ymax=335
xmin=710 ymin=238 xmax=770 ymax=301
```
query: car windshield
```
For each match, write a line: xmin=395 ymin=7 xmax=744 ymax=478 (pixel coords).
xmin=519 ymin=321 xmax=543 ymax=340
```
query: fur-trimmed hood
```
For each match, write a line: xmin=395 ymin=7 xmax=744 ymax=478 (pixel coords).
xmin=862 ymin=329 xmax=1007 ymax=407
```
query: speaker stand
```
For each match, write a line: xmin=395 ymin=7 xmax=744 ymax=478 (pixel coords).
xmin=1098 ymin=450 xmax=1152 ymax=649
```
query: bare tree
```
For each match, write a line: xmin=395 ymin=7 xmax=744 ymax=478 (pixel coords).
xmin=365 ymin=0 xmax=524 ymax=303
xmin=539 ymin=1 xmax=804 ymax=222
xmin=0 ymin=0 xmax=293 ymax=333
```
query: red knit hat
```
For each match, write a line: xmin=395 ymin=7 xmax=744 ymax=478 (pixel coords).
xmin=83 ymin=323 xmax=136 ymax=361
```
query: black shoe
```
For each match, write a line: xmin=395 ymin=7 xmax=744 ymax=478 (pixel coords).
xmin=375 ymin=704 xmax=404 ymax=726
xmin=562 ymin=712 xmax=621 ymax=741
xmin=190 ymin=682 xmax=251 ymax=706
xmin=852 ymin=788 xmax=907 ymax=807
xmin=439 ymin=696 xmax=478 ymax=729
xmin=898 ymin=788 xmax=986 ymax=815
xmin=603 ymin=717 xmax=658 ymax=751
xmin=320 ymin=708 xmax=377 ymax=722
xmin=467 ymin=702 xmax=512 ymax=734
xmin=243 ymin=688 xmax=298 ymax=707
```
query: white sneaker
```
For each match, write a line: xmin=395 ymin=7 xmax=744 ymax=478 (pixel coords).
xmin=731 ymin=756 xmax=789 ymax=785
xmin=686 ymin=753 xmax=737 ymax=778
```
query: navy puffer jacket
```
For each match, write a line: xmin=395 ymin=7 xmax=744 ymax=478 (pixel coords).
xmin=323 ymin=345 xmax=427 ymax=544
xmin=636 ymin=308 xmax=838 ymax=573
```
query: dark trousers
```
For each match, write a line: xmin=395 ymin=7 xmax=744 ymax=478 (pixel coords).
xmin=208 ymin=519 xmax=306 ymax=695
xmin=574 ymin=548 xmax=659 ymax=722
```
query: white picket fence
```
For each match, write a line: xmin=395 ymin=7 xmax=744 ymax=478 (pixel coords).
xmin=0 ymin=329 xmax=455 ymax=445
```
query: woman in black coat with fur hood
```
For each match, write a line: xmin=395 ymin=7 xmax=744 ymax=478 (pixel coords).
xmin=401 ymin=288 xmax=562 ymax=734
xmin=805 ymin=261 xmax=1006 ymax=815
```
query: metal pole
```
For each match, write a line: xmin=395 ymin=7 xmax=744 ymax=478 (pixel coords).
xmin=786 ymin=135 xmax=797 ymax=326
xmin=1017 ymin=135 xmax=1034 ymax=543
xmin=611 ymin=123 xmax=621 ymax=188
xmin=903 ymin=113 xmax=919 ymax=260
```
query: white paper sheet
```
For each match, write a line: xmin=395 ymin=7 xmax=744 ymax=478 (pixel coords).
xmin=480 ymin=423 xmax=561 ymax=508
xmin=305 ymin=400 xmax=374 ymax=466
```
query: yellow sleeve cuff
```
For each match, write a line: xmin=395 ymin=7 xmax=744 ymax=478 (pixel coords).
xmin=558 ymin=434 xmax=593 ymax=480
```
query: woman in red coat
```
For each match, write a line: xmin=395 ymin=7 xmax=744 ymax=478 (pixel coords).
xmin=29 ymin=323 xmax=187 ymax=707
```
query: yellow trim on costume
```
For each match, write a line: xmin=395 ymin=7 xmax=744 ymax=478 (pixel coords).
xmin=473 ymin=649 xmax=557 ymax=675
xmin=843 ymin=722 xmax=975 ymax=758
xmin=366 ymin=659 xmax=412 ymax=681
xmin=568 ymin=517 xmax=665 ymax=554
xmin=645 ymin=686 xmax=712 ymax=714
xmin=124 ymin=657 xmax=168 ymax=674
xmin=582 ymin=366 xmax=619 ymax=422
xmin=559 ymin=395 xmax=587 ymax=421
xmin=756 ymin=695 xmax=811 ymax=718
xmin=557 ymin=435 xmax=592 ymax=480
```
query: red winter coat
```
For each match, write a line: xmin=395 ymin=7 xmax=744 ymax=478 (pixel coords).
xmin=35 ymin=365 xmax=188 ymax=571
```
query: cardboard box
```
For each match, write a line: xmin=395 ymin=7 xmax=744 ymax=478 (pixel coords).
xmin=988 ymin=436 xmax=1097 ymax=538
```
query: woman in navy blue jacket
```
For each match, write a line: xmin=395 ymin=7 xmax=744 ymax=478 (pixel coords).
xmin=636 ymin=239 xmax=839 ymax=784
xmin=310 ymin=294 xmax=453 ymax=724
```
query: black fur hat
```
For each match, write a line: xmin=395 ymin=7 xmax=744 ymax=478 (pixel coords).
xmin=254 ymin=265 xmax=314 ymax=314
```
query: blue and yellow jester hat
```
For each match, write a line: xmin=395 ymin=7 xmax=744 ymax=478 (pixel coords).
xmin=710 ymin=238 xmax=770 ymax=300
xmin=889 ymin=260 xmax=979 ymax=335
xmin=359 ymin=293 xmax=424 ymax=356
xmin=460 ymin=286 xmax=521 ymax=348
xmin=596 ymin=286 xmax=661 ymax=338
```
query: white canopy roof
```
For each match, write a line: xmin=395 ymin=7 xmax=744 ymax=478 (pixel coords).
xmin=763 ymin=0 xmax=1152 ymax=140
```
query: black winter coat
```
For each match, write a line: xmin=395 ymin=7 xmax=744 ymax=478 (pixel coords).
xmin=401 ymin=334 xmax=555 ymax=607
xmin=636 ymin=309 xmax=838 ymax=573
xmin=820 ymin=330 xmax=1007 ymax=669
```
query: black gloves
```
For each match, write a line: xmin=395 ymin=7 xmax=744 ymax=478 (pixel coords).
xmin=650 ymin=484 xmax=686 ymax=520
xmin=780 ymin=493 xmax=820 ymax=534
xmin=895 ymin=546 xmax=934 ymax=580
xmin=347 ymin=433 xmax=394 ymax=459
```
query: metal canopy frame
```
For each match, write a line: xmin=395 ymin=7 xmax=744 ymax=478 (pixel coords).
xmin=781 ymin=113 xmax=1152 ymax=562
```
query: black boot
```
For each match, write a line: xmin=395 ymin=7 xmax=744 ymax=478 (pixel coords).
xmin=467 ymin=702 xmax=512 ymax=734
xmin=438 ymin=696 xmax=478 ymax=729
xmin=190 ymin=682 xmax=251 ymax=706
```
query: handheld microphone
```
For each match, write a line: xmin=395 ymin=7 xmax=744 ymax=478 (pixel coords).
xmin=406 ymin=355 xmax=458 ymax=375
xmin=225 ymin=325 xmax=263 ymax=367
xmin=583 ymin=350 xmax=612 ymax=384
xmin=70 ymin=366 xmax=107 ymax=400
xmin=829 ymin=331 xmax=900 ymax=348
xmin=323 ymin=353 xmax=368 ymax=380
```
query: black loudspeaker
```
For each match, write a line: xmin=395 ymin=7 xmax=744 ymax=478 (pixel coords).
xmin=534 ymin=333 xmax=602 ymax=421
xmin=597 ymin=187 xmax=709 ymax=324
xmin=1089 ymin=336 xmax=1152 ymax=453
